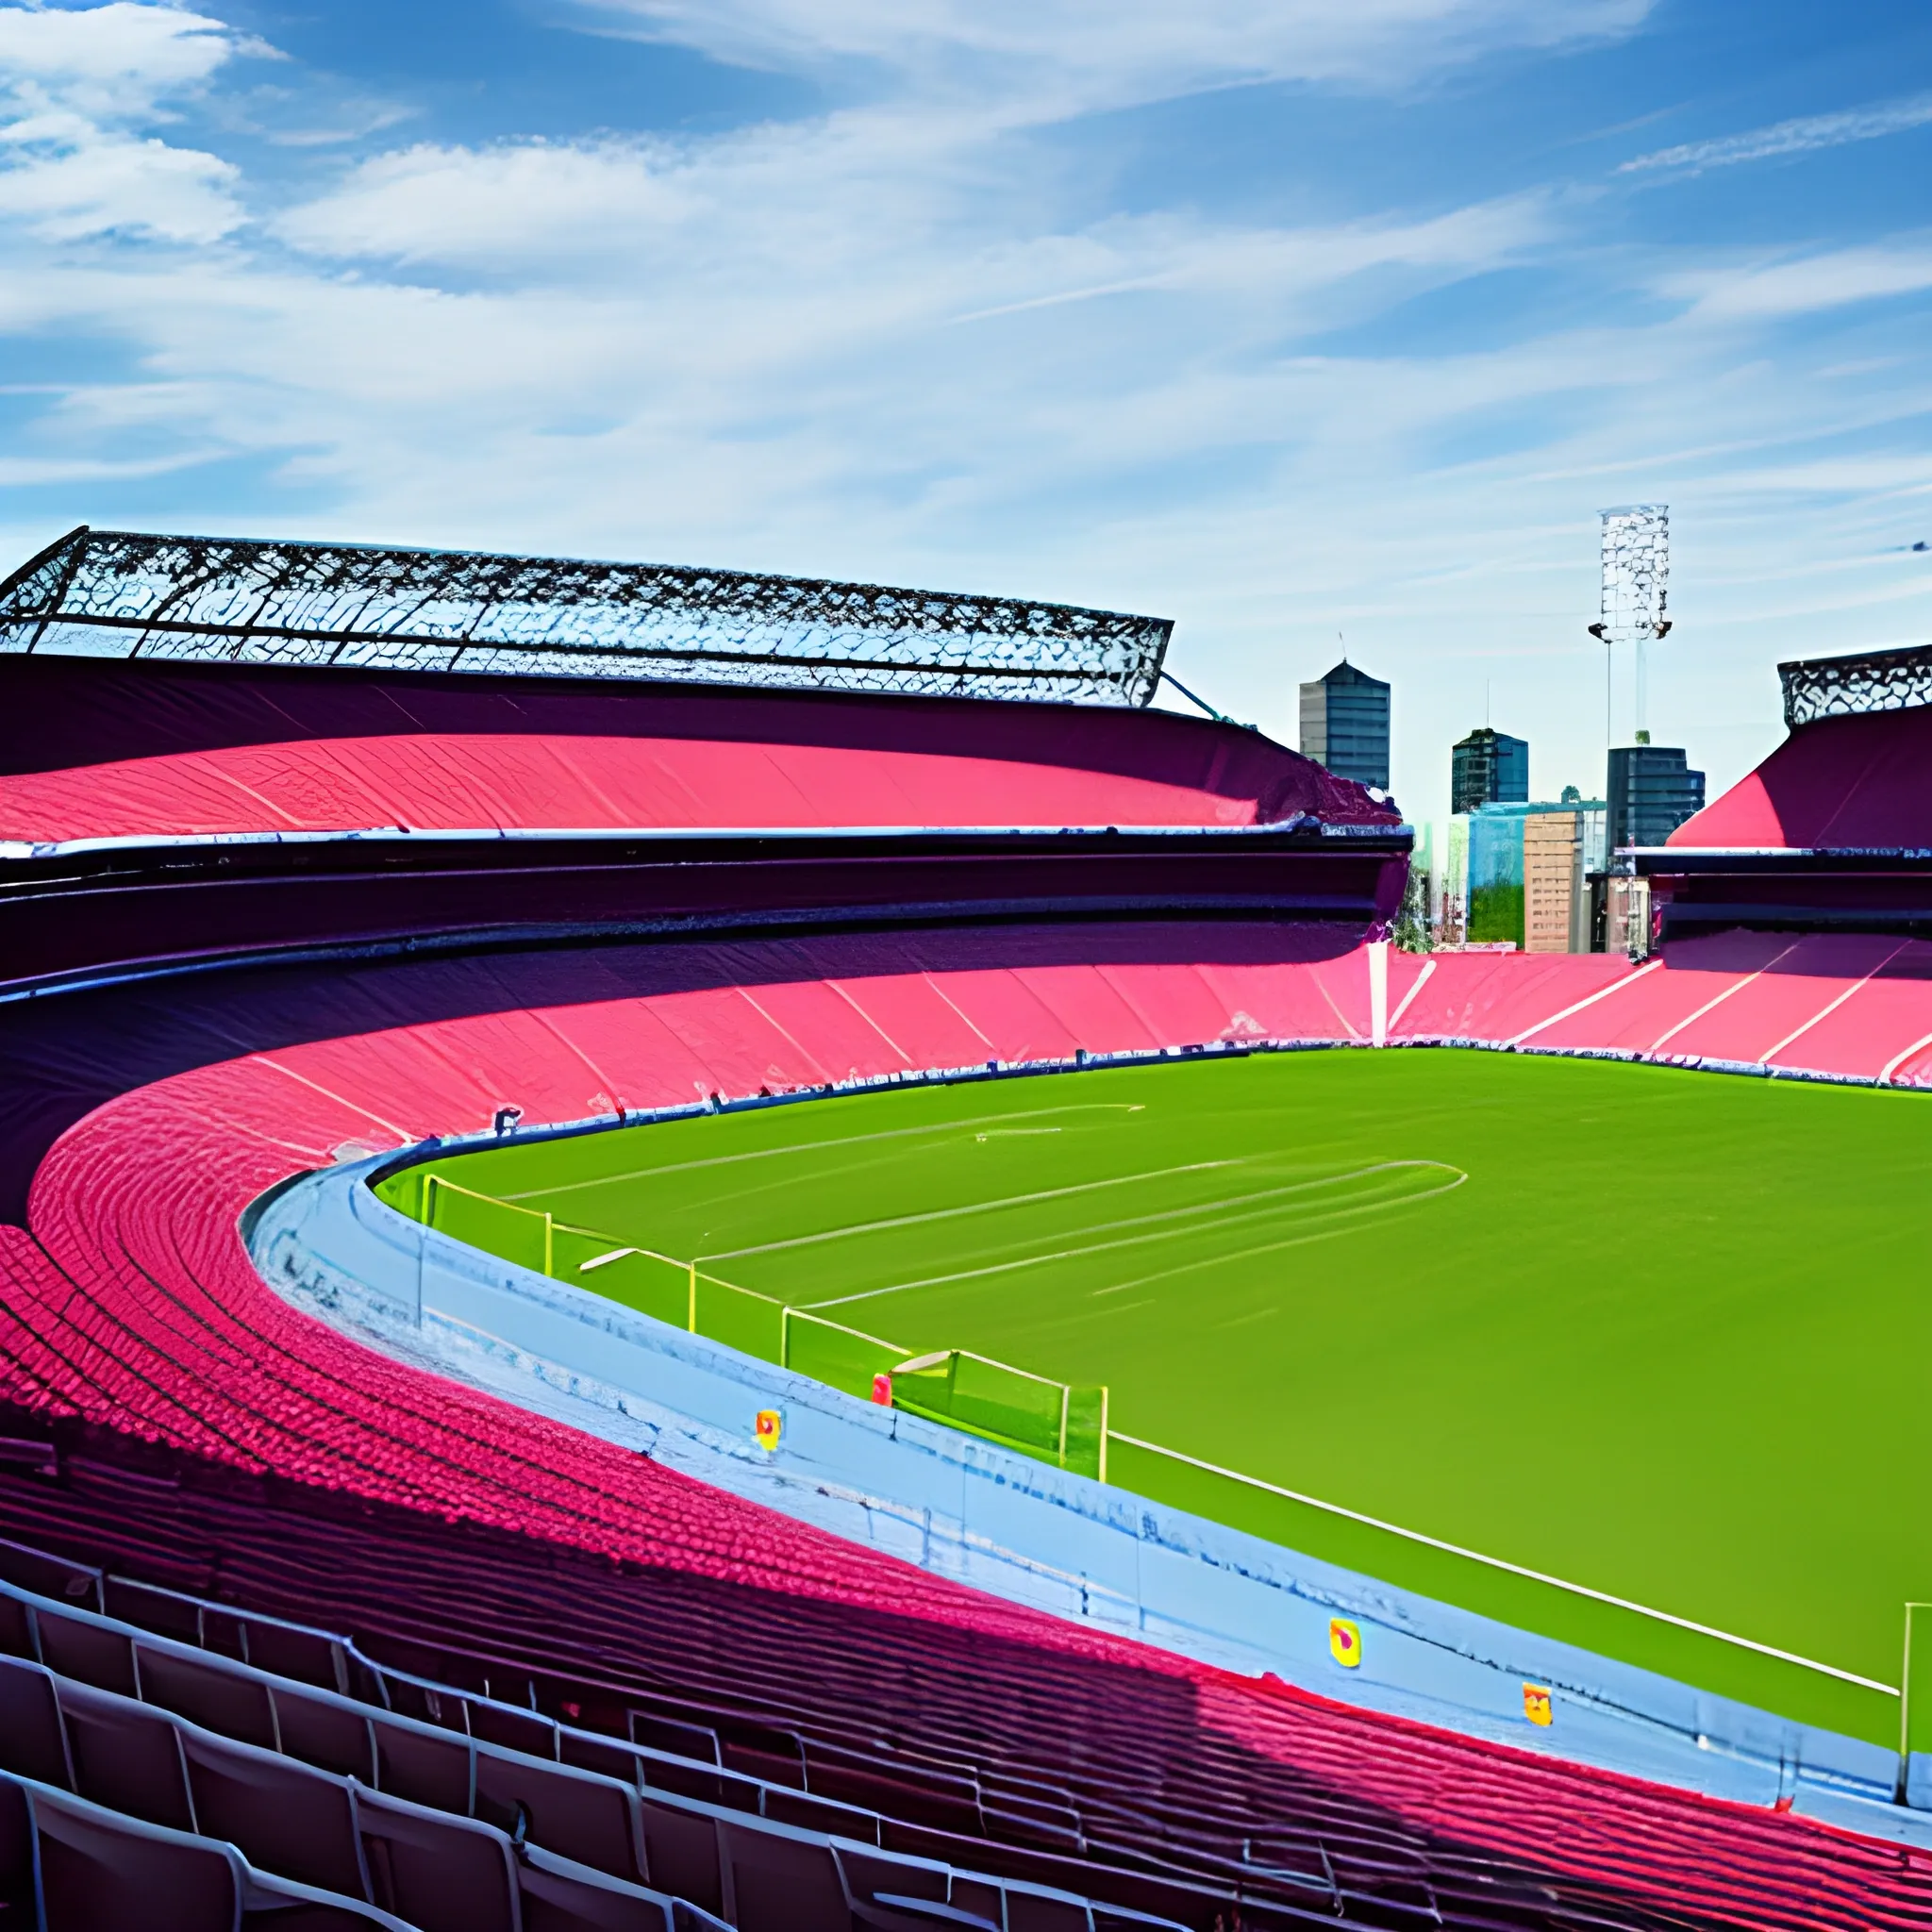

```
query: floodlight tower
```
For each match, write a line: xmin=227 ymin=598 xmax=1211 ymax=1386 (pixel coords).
xmin=1588 ymin=505 xmax=1672 ymax=743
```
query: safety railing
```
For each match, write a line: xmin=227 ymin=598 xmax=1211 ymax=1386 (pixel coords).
xmin=385 ymin=1167 xmax=1901 ymax=1749
xmin=389 ymin=1171 xmax=1107 ymax=1478
xmin=1106 ymin=1431 xmax=1898 ymax=1748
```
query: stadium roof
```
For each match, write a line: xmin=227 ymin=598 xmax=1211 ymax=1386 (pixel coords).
xmin=1779 ymin=639 xmax=1932 ymax=728
xmin=0 ymin=525 xmax=1172 ymax=707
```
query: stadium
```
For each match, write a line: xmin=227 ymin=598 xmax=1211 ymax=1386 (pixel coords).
xmin=1 ymin=521 xmax=1930 ymax=1928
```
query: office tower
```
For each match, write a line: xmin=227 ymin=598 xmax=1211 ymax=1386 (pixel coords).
xmin=1299 ymin=660 xmax=1391 ymax=790
xmin=1524 ymin=801 xmax=1608 ymax=954
xmin=1607 ymin=744 xmax=1706 ymax=849
xmin=1450 ymin=727 xmax=1529 ymax=815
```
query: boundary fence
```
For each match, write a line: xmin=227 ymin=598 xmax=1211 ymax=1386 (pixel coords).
xmin=388 ymin=1171 xmax=1108 ymax=1479
xmin=380 ymin=1162 xmax=1901 ymax=1751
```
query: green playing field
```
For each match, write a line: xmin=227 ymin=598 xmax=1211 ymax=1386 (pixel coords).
xmin=383 ymin=1047 xmax=1932 ymax=1743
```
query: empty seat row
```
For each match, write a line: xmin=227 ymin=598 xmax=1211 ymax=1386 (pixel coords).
xmin=4 ymin=1531 xmax=1325 ymax=1906
xmin=1 ymin=1768 xmax=414 ymax=1932
xmin=0 ymin=1655 xmax=723 ymax=1931
xmin=0 ymin=1576 xmax=1225 ymax=1932
xmin=31 ymin=1541 xmax=1314 ymax=1911
xmin=0 ymin=1507 xmax=1760 ymax=1932
xmin=0 ymin=1539 xmax=1353 ymax=1927
xmin=6 ymin=1538 xmax=1029 ymax=1843
xmin=2 ymin=1529 xmax=1726 ymax=1932
xmin=2 ymin=1529 xmax=1671 ymax=1932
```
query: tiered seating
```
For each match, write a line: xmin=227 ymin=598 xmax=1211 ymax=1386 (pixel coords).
xmin=0 ymin=651 xmax=1391 ymax=846
xmin=3 ymin=922 xmax=1932 ymax=1921
xmin=7 ymin=641 xmax=1932 ymax=1925
xmin=0 ymin=1458 xmax=1924 ymax=1932
xmin=2 ymin=1541 xmax=1208 ymax=1931
xmin=1387 ymin=935 xmax=1932 ymax=1082
xmin=1 ymin=1774 xmax=418 ymax=1931
xmin=1670 ymin=705 xmax=1932 ymax=851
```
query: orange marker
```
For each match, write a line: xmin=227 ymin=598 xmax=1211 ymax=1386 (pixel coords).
xmin=755 ymin=1408 xmax=782 ymax=1452
xmin=1523 ymin=1683 xmax=1553 ymax=1727
xmin=1328 ymin=1618 xmax=1361 ymax=1668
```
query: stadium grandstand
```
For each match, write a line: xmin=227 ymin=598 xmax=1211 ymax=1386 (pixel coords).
xmin=0 ymin=524 xmax=1930 ymax=1931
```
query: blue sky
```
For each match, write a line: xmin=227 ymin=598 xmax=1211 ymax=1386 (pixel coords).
xmin=0 ymin=0 xmax=1928 ymax=821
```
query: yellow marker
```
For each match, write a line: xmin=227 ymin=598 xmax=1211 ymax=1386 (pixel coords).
xmin=1523 ymin=1683 xmax=1553 ymax=1727
xmin=755 ymin=1408 xmax=783 ymax=1452
xmin=1328 ymin=1618 xmax=1361 ymax=1668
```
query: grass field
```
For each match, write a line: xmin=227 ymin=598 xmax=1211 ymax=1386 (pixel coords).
xmin=394 ymin=1048 xmax=1932 ymax=1742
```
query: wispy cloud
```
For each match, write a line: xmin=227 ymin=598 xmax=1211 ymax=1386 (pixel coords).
xmin=1621 ymin=92 xmax=1932 ymax=175
xmin=585 ymin=0 xmax=1654 ymax=116
xmin=1661 ymin=244 xmax=1932 ymax=320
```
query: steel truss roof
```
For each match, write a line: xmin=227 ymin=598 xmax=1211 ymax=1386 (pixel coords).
xmin=0 ymin=525 xmax=1171 ymax=707
xmin=1780 ymin=641 xmax=1932 ymax=728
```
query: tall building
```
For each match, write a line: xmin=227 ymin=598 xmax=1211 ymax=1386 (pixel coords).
xmin=1450 ymin=728 xmax=1528 ymax=815
xmin=1607 ymin=743 xmax=1705 ymax=849
xmin=1524 ymin=800 xmax=1608 ymax=954
xmin=1299 ymin=660 xmax=1390 ymax=790
xmin=1444 ymin=798 xmax=1607 ymax=951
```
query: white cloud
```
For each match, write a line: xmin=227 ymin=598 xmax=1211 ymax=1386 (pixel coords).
xmin=0 ymin=125 xmax=237 ymax=239
xmin=583 ymin=0 xmax=1652 ymax=111
xmin=0 ymin=2 xmax=239 ymax=119
xmin=275 ymin=137 xmax=701 ymax=265
xmin=0 ymin=3 xmax=247 ymax=239
xmin=1621 ymin=92 xmax=1932 ymax=176
xmin=1665 ymin=245 xmax=1932 ymax=321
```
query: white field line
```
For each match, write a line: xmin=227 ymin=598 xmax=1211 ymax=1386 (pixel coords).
xmin=1507 ymin=957 xmax=1662 ymax=1047
xmin=1880 ymin=1027 xmax=1932 ymax=1086
xmin=1106 ymin=1433 xmax=1897 ymax=1696
xmin=1081 ymin=1171 xmax=1468 ymax=1300
xmin=1760 ymin=942 xmax=1907 ymax=1067
xmin=1385 ymin=958 xmax=1436 ymax=1035
xmin=495 ymin=1103 xmax=1144 ymax=1201
xmin=1644 ymin=942 xmax=1799 ymax=1056
xmin=802 ymin=1163 xmax=1464 ymax=1309
xmin=705 ymin=1158 xmax=1244 ymax=1260
xmin=803 ymin=1163 xmax=1451 ymax=1290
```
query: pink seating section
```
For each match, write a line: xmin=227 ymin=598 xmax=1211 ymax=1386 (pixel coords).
xmin=1 ymin=1466 xmax=1924 ymax=1932
xmin=0 ymin=731 xmax=1290 ymax=843
xmin=3 ymin=924 xmax=1932 ymax=1923
xmin=0 ymin=654 xmax=1392 ymax=844
xmin=1671 ymin=707 xmax=1932 ymax=851
xmin=1391 ymin=932 xmax=1932 ymax=1084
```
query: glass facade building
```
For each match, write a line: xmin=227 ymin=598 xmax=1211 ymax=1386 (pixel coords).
xmin=1450 ymin=728 xmax=1529 ymax=815
xmin=1441 ymin=799 xmax=1607 ymax=950
xmin=1607 ymin=744 xmax=1706 ymax=849
xmin=1299 ymin=660 xmax=1391 ymax=790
